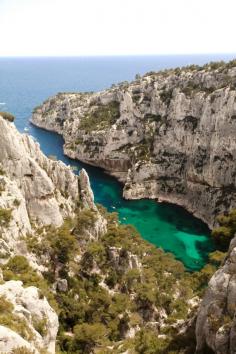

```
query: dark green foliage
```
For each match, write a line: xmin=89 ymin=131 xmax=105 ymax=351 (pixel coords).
xmin=79 ymin=101 xmax=120 ymax=131
xmin=182 ymin=81 xmax=200 ymax=96
xmin=144 ymin=113 xmax=162 ymax=122
xmin=0 ymin=295 xmax=34 ymax=342
xmin=226 ymin=59 xmax=236 ymax=69
xmin=0 ymin=167 xmax=5 ymax=175
xmin=48 ymin=224 xmax=78 ymax=265
xmin=0 ymin=208 xmax=12 ymax=227
xmin=5 ymin=204 xmax=222 ymax=353
xmin=53 ymin=216 xmax=202 ymax=353
xmin=159 ymin=89 xmax=173 ymax=105
xmin=212 ymin=209 xmax=236 ymax=249
xmin=67 ymin=323 xmax=108 ymax=353
xmin=135 ymin=329 xmax=168 ymax=354
xmin=32 ymin=315 xmax=47 ymax=337
xmin=74 ymin=209 xmax=97 ymax=235
xmin=4 ymin=255 xmax=30 ymax=274
xmin=208 ymin=250 xmax=226 ymax=266
xmin=2 ymin=255 xmax=59 ymax=312
xmin=0 ymin=111 xmax=15 ymax=122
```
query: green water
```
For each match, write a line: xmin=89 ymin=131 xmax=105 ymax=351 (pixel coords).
xmin=29 ymin=128 xmax=213 ymax=272
xmin=92 ymin=179 xmax=213 ymax=271
xmin=1 ymin=55 xmax=218 ymax=271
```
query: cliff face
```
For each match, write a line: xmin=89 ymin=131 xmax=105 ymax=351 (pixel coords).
xmin=0 ymin=280 xmax=58 ymax=354
xmin=0 ymin=115 xmax=106 ymax=353
xmin=31 ymin=62 xmax=236 ymax=228
xmin=196 ymin=235 xmax=236 ymax=354
xmin=0 ymin=115 xmax=107 ymax=264
xmin=0 ymin=115 xmax=205 ymax=354
xmin=0 ymin=115 xmax=96 ymax=227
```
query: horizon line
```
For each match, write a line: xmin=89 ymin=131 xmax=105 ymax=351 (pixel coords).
xmin=0 ymin=52 xmax=236 ymax=59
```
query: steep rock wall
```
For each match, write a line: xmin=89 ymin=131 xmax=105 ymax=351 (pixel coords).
xmin=31 ymin=63 xmax=236 ymax=227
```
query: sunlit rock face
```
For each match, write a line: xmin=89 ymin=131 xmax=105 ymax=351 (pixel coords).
xmin=196 ymin=235 xmax=236 ymax=354
xmin=32 ymin=63 xmax=236 ymax=228
xmin=0 ymin=117 xmax=107 ymax=353
xmin=0 ymin=280 xmax=58 ymax=353
xmin=0 ymin=115 xmax=107 ymax=260
xmin=0 ymin=114 xmax=106 ymax=222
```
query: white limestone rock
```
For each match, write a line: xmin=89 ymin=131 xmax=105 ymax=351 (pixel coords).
xmin=0 ymin=325 xmax=39 ymax=354
xmin=0 ymin=280 xmax=58 ymax=353
xmin=31 ymin=64 xmax=236 ymax=228
xmin=196 ymin=235 xmax=236 ymax=354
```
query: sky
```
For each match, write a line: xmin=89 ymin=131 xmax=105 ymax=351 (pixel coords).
xmin=0 ymin=0 xmax=236 ymax=57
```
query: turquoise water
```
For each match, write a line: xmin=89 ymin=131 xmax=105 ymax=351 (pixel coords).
xmin=1 ymin=55 xmax=232 ymax=270
xmin=30 ymin=127 xmax=211 ymax=271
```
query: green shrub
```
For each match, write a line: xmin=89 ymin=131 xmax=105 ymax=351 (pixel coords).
xmin=208 ymin=250 xmax=226 ymax=266
xmin=73 ymin=323 xmax=108 ymax=353
xmin=10 ymin=347 xmax=35 ymax=354
xmin=0 ymin=111 xmax=15 ymax=122
xmin=0 ymin=296 xmax=34 ymax=341
xmin=47 ymin=224 xmax=78 ymax=265
xmin=32 ymin=315 xmax=48 ymax=337
xmin=0 ymin=208 xmax=12 ymax=227
xmin=74 ymin=209 xmax=97 ymax=235
xmin=159 ymin=89 xmax=173 ymax=105
xmin=135 ymin=329 xmax=169 ymax=354
xmin=0 ymin=167 xmax=5 ymax=175
xmin=212 ymin=209 xmax=236 ymax=249
xmin=79 ymin=101 xmax=120 ymax=131
xmin=13 ymin=199 xmax=21 ymax=207
xmin=2 ymin=256 xmax=58 ymax=312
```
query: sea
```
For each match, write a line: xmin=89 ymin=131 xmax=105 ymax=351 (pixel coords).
xmin=0 ymin=54 xmax=235 ymax=270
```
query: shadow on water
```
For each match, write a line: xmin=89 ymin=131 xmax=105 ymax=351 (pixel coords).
xmin=29 ymin=125 xmax=213 ymax=271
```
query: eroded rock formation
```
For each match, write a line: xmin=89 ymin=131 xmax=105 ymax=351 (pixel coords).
xmin=0 ymin=115 xmax=106 ymax=353
xmin=31 ymin=62 xmax=236 ymax=228
xmin=196 ymin=235 xmax=236 ymax=354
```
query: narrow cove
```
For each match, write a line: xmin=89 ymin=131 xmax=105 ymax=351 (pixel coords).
xmin=0 ymin=55 xmax=223 ymax=272
xmin=30 ymin=124 xmax=213 ymax=271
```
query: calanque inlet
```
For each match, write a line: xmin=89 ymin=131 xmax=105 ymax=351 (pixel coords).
xmin=1 ymin=60 xmax=236 ymax=353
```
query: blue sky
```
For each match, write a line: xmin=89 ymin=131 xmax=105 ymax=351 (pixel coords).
xmin=0 ymin=0 xmax=236 ymax=56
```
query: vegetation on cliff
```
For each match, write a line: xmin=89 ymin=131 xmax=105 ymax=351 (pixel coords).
xmin=31 ymin=59 xmax=236 ymax=230
xmin=212 ymin=209 xmax=236 ymax=250
xmin=79 ymin=101 xmax=120 ymax=132
xmin=0 ymin=112 xmax=15 ymax=122
xmin=0 ymin=202 xmax=224 ymax=354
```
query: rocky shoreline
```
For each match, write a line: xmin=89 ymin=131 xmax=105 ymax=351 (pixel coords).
xmin=32 ymin=61 xmax=236 ymax=228
xmin=2 ymin=58 xmax=236 ymax=352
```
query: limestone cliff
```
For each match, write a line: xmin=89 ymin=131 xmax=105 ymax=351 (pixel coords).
xmin=196 ymin=234 xmax=236 ymax=354
xmin=0 ymin=280 xmax=58 ymax=353
xmin=31 ymin=61 xmax=236 ymax=228
xmin=0 ymin=114 xmax=205 ymax=354
xmin=0 ymin=115 xmax=96 ymax=226
xmin=0 ymin=115 xmax=107 ymax=353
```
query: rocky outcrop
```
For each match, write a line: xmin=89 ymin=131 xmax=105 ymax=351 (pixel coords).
xmin=31 ymin=62 xmax=236 ymax=228
xmin=196 ymin=235 xmax=236 ymax=354
xmin=0 ymin=280 xmax=58 ymax=353
xmin=0 ymin=115 xmax=105 ymax=261
xmin=0 ymin=115 xmax=94 ymax=227
xmin=2 ymin=108 xmax=232 ymax=353
xmin=0 ymin=325 xmax=38 ymax=354
xmin=0 ymin=116 xmax=107 ymax=352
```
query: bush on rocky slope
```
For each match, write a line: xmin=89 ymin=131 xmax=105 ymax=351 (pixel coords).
xmin=79 ymin=101 xmax=120 ymax=132
xmin=0 ymin=197 xmax=228 ymax=353
xmin=0 ymin=112 xmax=15 ymax=122
xmin=1 ymin=205 xmax=219 ymax=354
xmin=212 ymin=209 xmax=236 ymax=250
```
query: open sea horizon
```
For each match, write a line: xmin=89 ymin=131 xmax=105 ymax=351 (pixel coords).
xmin=1 ymin=54 xmax=234 ymax=270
